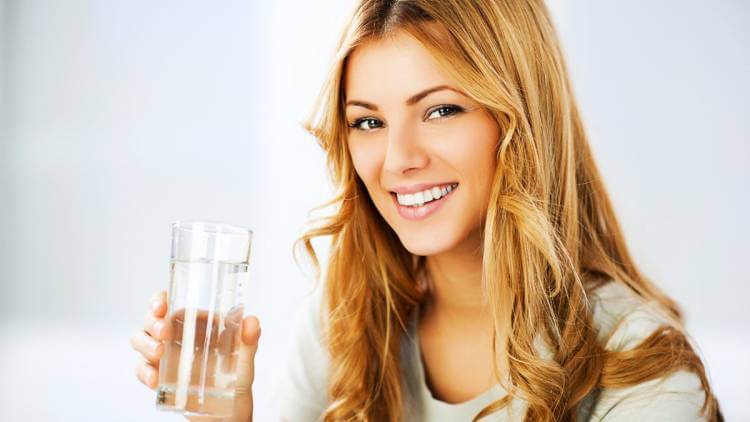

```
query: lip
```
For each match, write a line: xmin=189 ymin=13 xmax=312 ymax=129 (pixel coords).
xmin=390 ymin=182 xmax=457 ymax=195
xmin=390 ymin=184 xmax=458 ymax=221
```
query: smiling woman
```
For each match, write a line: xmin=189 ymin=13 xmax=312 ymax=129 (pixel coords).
xmin=284 ymin=0 xmax=724 ymax=421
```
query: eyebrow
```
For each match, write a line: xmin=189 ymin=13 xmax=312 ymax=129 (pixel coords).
xmin=345 ymin=85 xmax=462 ymax=111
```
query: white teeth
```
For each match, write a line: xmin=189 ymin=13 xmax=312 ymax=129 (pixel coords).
xmin=395 ymin=183 xmax=457 ymax=207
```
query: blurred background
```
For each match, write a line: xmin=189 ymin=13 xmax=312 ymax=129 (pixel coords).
xmin=0 ymin=0 xmax=747 ymax=420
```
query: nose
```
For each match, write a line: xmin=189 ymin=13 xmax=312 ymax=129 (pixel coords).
xmin=382 ymin=120 xmax=429 ymax=175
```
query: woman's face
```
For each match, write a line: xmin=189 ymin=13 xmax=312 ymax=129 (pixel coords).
xmin=344 ymin=29 xmax=499 ymax=256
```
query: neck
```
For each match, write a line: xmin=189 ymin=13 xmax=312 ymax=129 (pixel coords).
xmin=423 ymin=229 xmax=488 ymax=318
xmin=418 ymin=229 xmax=511 ymax=381
xmin=419 ymin=228 xmax=511 ymax=382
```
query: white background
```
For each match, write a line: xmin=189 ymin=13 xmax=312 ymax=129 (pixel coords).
xmin=1 ymin=1 xmax=748 ymax=420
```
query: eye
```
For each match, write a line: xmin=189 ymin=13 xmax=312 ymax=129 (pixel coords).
xmin=348 ymin=117 xmax=384 ymax=132
xmin=425 ymin=104 xmax=464 ymax=120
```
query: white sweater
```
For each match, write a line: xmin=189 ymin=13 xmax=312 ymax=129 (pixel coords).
xmin=276 ymin=280 xmax=709 ymax=421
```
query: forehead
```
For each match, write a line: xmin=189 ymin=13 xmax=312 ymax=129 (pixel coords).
xmin=344 ymin=30 xmax=453 ymax=101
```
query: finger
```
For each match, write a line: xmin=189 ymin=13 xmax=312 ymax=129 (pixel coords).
xmin=218 ymin=306 xmax=244 ymax=358
xmin=129 ymin=330 xmax=164 ymax=365
xmin=134 ymin=358 xmax=159 ymax=390
xmin=143 ymin=313 xmax=171 ymax=341
xmin=232 ymin=316 xmax=261 ymax=422
xmin=149 ymin=290 xmax=168 ymax=318
xmin=235 ymin=316 xmax=261 ymax=389
xmin=241 ymin=315 xmax=261 ymax=348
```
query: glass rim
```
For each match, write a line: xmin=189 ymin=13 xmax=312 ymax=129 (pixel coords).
xmin=172 ymin=219 xmax=254 ymax=237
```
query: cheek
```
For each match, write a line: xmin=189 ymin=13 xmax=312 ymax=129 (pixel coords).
xmin=434 ymin=117 xmax=498 ymax=196
xmin=442 ymin=116 xmax=499 ymax=214
xmin=348 ymin=140 xmax=384 ymax=186
xmin=468 ymin=133 xmax=498 ymax=209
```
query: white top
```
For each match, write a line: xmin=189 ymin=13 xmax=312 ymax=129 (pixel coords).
xmin=276 ymin=280 xmax=709 ymax=421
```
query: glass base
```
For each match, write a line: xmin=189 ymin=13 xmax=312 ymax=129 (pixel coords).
xmin=156 ymin=384 xmax=235 ymax=417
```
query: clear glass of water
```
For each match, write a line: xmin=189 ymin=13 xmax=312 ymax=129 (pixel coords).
xmin=156 ymin=220 xmax=253 ymax=417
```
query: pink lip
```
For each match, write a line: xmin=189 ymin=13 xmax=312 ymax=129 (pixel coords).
xmin=390 ymin=185 xmax=457 ymax=221
xmin=390 ymin=182 xmax=457 ymax=195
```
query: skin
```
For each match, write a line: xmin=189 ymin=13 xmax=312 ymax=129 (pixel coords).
xmin=344 ymin=28 xmax=502 ymax=402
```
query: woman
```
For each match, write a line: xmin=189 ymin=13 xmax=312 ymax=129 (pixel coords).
xmin=131 ymin=0 xmax=723 ymax=420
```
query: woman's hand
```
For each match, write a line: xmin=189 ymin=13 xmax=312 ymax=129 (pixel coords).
xmin=130 ymin=290 xmax=262 ymax=422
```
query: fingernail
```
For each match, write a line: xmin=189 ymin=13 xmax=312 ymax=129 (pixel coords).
xmin=151 ymin=299 xmax=161 ymax=312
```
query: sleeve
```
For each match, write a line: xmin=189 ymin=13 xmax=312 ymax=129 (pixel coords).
xmin=275 ymin=285 xmax=329 ymax=422
xmin=586 ymin=283 xmax=710 ymax=421
xmin=589 ymin=369 xmax=708 ymax=421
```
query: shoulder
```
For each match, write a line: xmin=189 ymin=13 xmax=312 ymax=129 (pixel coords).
xmin=587 ymin=280 xmax=673 ymax=350
xmin=276 ymin=283 xmax=329 ymax=421
xmin=583 ymin=281 xmax=709 ymax=421
xmin=585 ymin=369 xmax=708 ymax=421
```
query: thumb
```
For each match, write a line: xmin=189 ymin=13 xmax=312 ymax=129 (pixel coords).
xmin=231 ymin=315 xmax=261 ymax=422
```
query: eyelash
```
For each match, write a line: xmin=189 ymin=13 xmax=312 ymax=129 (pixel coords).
xmin=347 ymin=104 xmax=465 ymax=132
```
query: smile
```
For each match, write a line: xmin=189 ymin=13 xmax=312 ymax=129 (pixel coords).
xmin=390 ymin=183 xmax=458 ymax=221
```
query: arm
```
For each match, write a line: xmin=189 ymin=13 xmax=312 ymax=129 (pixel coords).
xmin=586 ymin=283 xmax=712 ymax=422
xmin=590 ymin=369 xmax=708 ymax=422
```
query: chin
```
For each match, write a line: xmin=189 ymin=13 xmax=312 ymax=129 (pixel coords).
xmin=395 ymin=228 xmax=461 ymax=257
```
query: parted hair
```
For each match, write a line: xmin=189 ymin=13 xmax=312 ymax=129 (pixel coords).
xmin=294 ymin=0 xmax=723 ymax=420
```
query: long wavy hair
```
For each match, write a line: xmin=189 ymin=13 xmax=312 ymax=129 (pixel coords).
xmin=293 ymin=0 xmax=722 ymax=420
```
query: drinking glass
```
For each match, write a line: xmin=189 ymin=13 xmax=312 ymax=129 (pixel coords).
xmin=155 ymin=220 xmax=253 ymax=417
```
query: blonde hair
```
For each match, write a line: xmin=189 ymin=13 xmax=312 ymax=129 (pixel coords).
xmin=293 ymin=0 xmax=723 ymax=420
